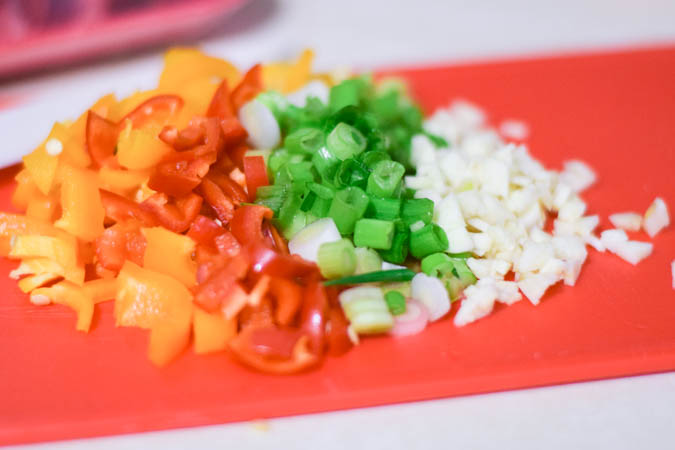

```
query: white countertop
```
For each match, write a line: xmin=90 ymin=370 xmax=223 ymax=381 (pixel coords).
xmin=3 ymin=1 xmax=675 ymax=448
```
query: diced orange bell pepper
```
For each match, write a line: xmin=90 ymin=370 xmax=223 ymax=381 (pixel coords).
xmin=116 ymin=122 xmax=173 ymax=170
xmin=159 ymin=48 xmax=240 ymax=94
xmin=141 ymin=226 xmax=197 ymax=287
xmin=82 ymin=278 xmax=119 ymax=304
xmin=31 ymin=281 xmax=95 ymax=332
xmin=0 ymin=212 xmax=72 ymax=256
xmin=115 ymin=261 xmax=193 ymax=366
xmin=9 ymin=234 xmax=84 ymax=285
xmin=98 ymin=167 xmax=151 ymax=196
xmin=192 ymin=307 xmax=236 ymax=354
xmin=25 ymin=190 xmax=60 ymax=222
xmin=54 ymin=165 xmax=105 ymax=242
xmin=262 ymin=49 xmax=315 ymax=93
xmin=9 ymin=257 xmax=65 ymax=279
xmin=22 ymin=135 xmax=59 ymax=196
xmin=17 ymin=272 xmax=62 ymax=293
xmin=11 ymin=169 xmax=40 ymax=212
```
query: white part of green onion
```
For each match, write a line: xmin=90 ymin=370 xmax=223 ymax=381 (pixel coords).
xmin=238 ymin=100 xmax=281 ymax=150
xmin=354 ymin=247 xmax=383 ymax=275
xmin=288 ymin=217 xmax=341 ymax=263
xmin=339 ymin=286 xmax=393 ymax=334
xmin=287 ymin=81 xmax=330 ymax=107
xmin=410 ymin=273 xmax=451 ymax=322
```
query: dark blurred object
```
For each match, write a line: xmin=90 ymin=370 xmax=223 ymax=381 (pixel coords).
xmin=0 ymin=0 xmax=249 ymax=80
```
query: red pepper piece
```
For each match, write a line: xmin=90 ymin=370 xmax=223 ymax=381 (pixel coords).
xmin=140 ymin=192 xmax=202 ymax=233
xmin=199 ymin=178 xmax=235 ymax=224
xmin=231 ymin=64 xmax=263 ymax=111
xmin=148 ymin=150 xmax=214 ymax=197
xmin=230 ymin=204 xmax=273 ymax=247
xmin=326 ymin=306 xmax=353 ymax=356
xmin=268 ymin=277 xmax=303 ymax=326
xmin=220 ymin=117 xmax=248 ymax=147
xmin=94 ymin=221 xmax=146 ymax=272
xmin=86 ymin=111 xmax=120 ymax=168
xmin=187 ymin=215 xmax=225 ymax=248
xmin=121 ymin=95 xmax=184 ymax=128
xmin=194 ymin=252 xmax=249 ymax=311
xmin=207 ymin=79 xmax=235 ymax=119
xmin=300 ymin=281 xmax=329 ymax=353
xmin=206 ymin=171 xmax=248 ymax=204
xmin=99 ymin=189 xmax=157 ymax=226
xmin=214 ymin=231 xmax=240 ymax=257
xmin=239 ymin=296 xmax=274 ymax=331
xmin=159 ymin=125 xmax=204 ymax=150
xmin=247 ymin=242 xmax=319 ymax=280
xmin=243 ymin=155 xmax=269 ymax=202
xmin=228 ymin=326 xmax=319 ymax=375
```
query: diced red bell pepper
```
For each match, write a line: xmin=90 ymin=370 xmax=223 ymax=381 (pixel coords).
xmin=207 ymin=79 xmax=235 ymax=120
xmin=239 ymin=296 xmax=274 ymax=331
xmin=94 ymin=221 xmax=146 ymax=272
xmin=243 ymin=156 xmax=269 ymax=202
xmin=122 ymin=95 xmax=184 ymax=129
xmin=268 ymin=223 xmax=289 ymax=255
xmin=99 ymin=189 xmax=157 ymax=226
xmin=86 ymin=111 xmax=120 ymax=168
xmin=231 ymin=64 xmax=263 ymax=111
xmin=268 ymin=277 xmax=302 ymax=326
xmin=148 ymin=150 xmax=214 ymax=197
xmin=228 ymin=326 xmax=319 ymax=375
xmin=247 ymin=242 xmax=319 ymax=280
xmin=230 ymin=204 xmax=273 ymax=247
xmin=199 ymin=178 xmax=235 ymax=224
xmin=206 ymin=171 xmax=248 ymax=204
xmin=300 ymin=281 xmax=329 ymax=353
xmin=187 ymin=215 xmax=225 ymax=248
xmin=140 ymin=192 xmax=202 ymax=233
xmin=159 ymin=125 xmax=204 ymax=150
xmin=214 ymin=231 xmax=240 ymax=257
xmin=326 ymin=307 xmax=353 ymax=356
xmin=220 ymin=117 xmax=248 ymax=147
xmin=194 ymin=252 xmax=249 ymax=311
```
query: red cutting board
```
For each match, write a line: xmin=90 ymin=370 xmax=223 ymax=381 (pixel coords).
xmin=1 ymin=46 xmax=674 ymax=446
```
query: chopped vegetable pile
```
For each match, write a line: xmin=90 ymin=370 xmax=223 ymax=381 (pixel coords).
xmin=1 ymin=49 xmax=671 ymax=374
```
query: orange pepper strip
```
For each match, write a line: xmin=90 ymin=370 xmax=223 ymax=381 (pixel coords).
xmin=31 ymin=281 xmax=95 ymax=332
xmin=11 ymin=169 xmax=40 ymax=212
xmin=82 ymin=278 xmax=119 ymax=304
xmin=54 ymin=165 xmax=105 ymax=242
xmin=18 ymin=272 xmax=62 ymax=293
xmin=192 ymin=307 xmax=237 ymax=354
xmin=25 ymin=190 xmax=60 ymax=222
xmin=9 ymin=257 xmax=65 ymax=279
xmin=141 ymin=226 xmax=197 ymax=288
xmin=115 ymin=261 xmax=193 ymax=366
xmin=9 ymin=235 xmax=83 ymax=285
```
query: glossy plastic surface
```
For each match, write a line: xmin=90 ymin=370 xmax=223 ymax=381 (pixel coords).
xmin=1 ymin=47 xmax=674 ymax=445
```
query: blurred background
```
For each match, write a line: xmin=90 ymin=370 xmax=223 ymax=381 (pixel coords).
xmin=1 ymin=1 xmax=675 ymax=449
xmin=2 ymin=0 xmax=675 ymax=166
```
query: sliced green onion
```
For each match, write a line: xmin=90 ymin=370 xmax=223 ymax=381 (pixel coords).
xmin=359 ymin=150 xmax=391 ymax=169
xmin=334 ymin=158 xmax=370 ymax=189
xmin=338 ymin=285 xmax=393 ymax=334
xmin=256 ymin=91 xmax=289 ymax=118
xmin=423 ymin=131 xmax=449 ymax=148
xmin=366 ymin=160 xmax=405 ymax=198
xmin=310 ymin=196 xmax=332 ymax=217
xmin=312 ymin=146 xmax=340 ymax=183
xmin=449 ymin=257 xmax=477 ymax=285
xmin=366 ymin=196 xmax=401 ymax=221
xmin=354 ymin=247 xmax=383 ymax=275
xmin=308 ymin=182 xmax=335 ymax=200
xmin=300 ymin=191 xmax=317 ymax=212
xmin=254 ymin=184 xmax=287 ymax=214
xmin=317 ymin=238 xmax=357 ymax=279
xmin=378 ymin=231 xmax=409 ymax=264
xmin=328 ymin=186 xmax=369 ymax=235
xmin=353 ymin=218 xmax=395 ymax=250
xmin=326 ymin=122 xmax=367 ymax=160
xmin=324 ymin=269 xmax=415 ymax=286
xmin=448 ymin=252 xmax=472 ymax=259
xmin=329 ymin=79 xmax=361 ymax=112
xmin=286 ymin=161 xmax=315 ymax=183
xmin=409 ymin=224 xmax=449 ymax=259
xmin=401 ymin=198 xmax=434 ymax=226
xmin=381 ymin=281 xmax=411 ymax=298
xmin=421 ymin=252 xmax=455 ymax=278
xmin=268 ymin=149 xmax=290 ymax=175
xmin=277 ymin=185 xmax=305 ymax=233
xmin=284 ymin=127 xmax=325 ymax=155
xmin=409 ymin=220 xmax=426 ymax=232
xmin=384 ymin=290 xmax=406 ymax=315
